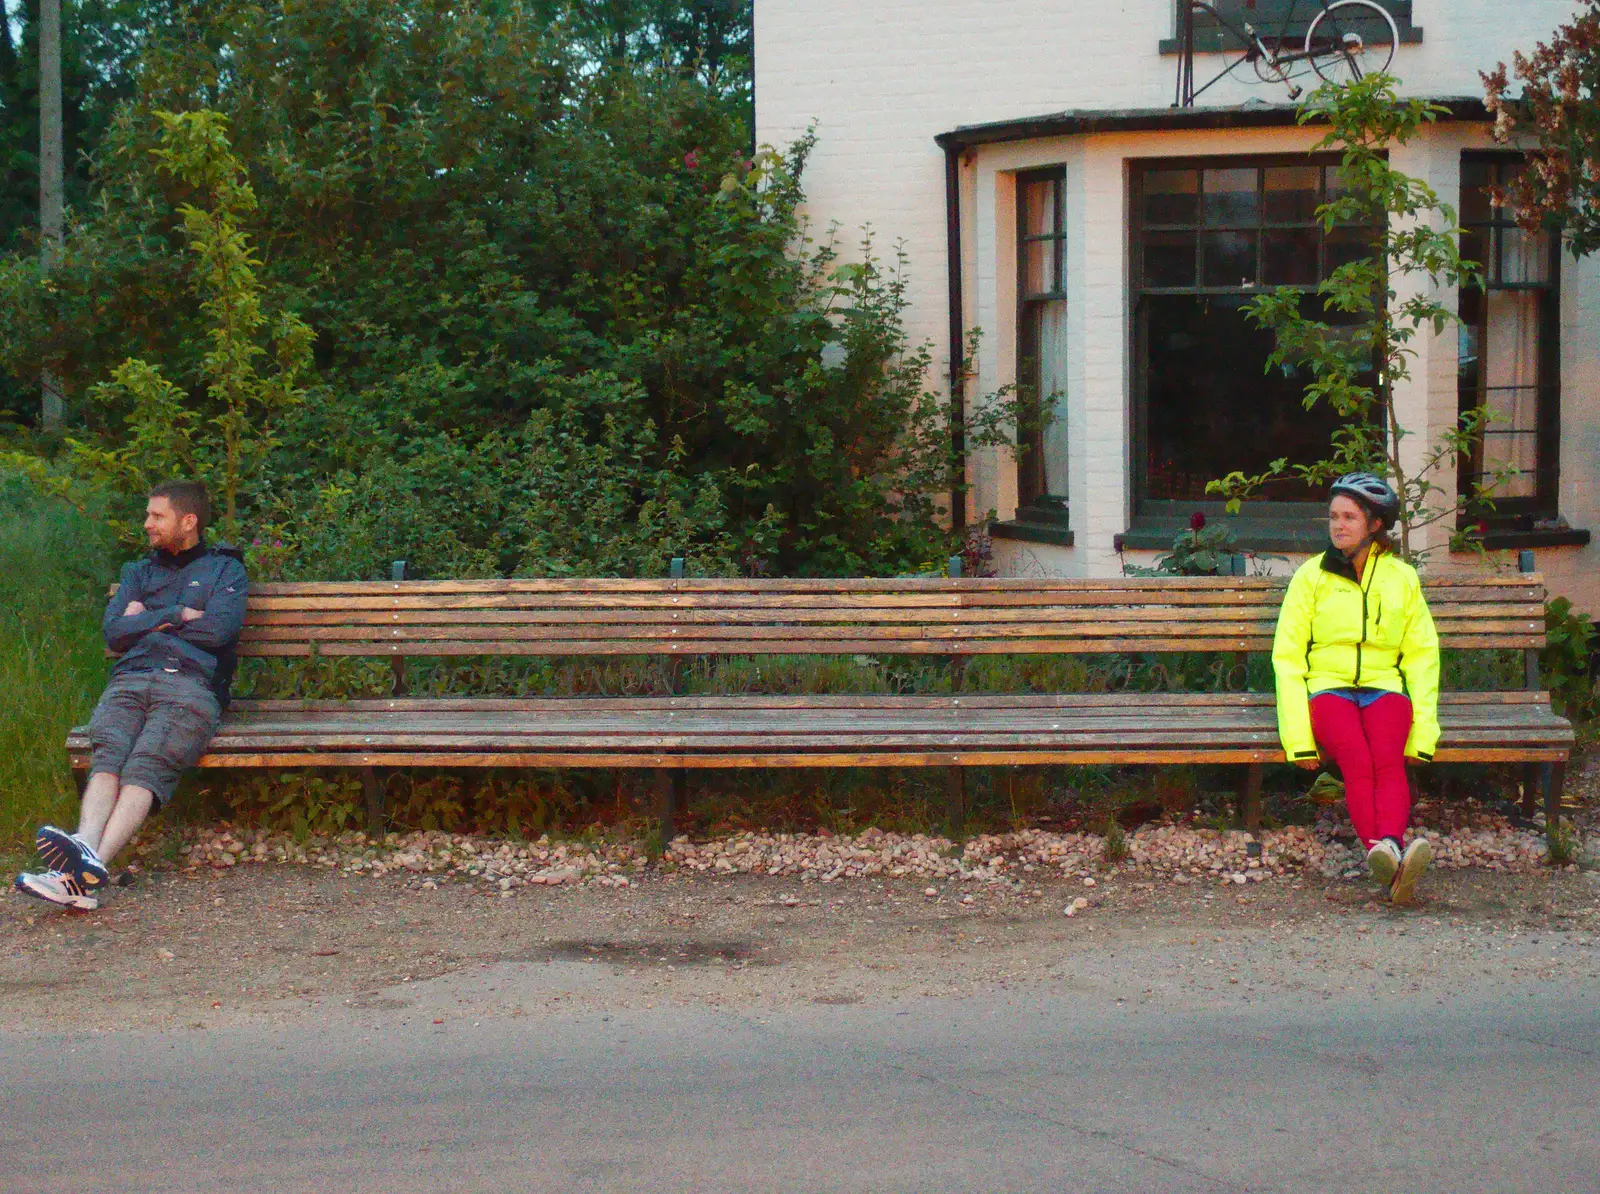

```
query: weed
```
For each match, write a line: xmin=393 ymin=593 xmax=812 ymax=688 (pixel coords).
xmin=1546 ymin=819 xmax=1580 ymax=867
xmin=1102 ymin=819 xmax=1130 ymax=864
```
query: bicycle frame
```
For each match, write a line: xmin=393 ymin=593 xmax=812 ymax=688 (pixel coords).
xmin=1172 ymin=0 xmax=1365 ymax=107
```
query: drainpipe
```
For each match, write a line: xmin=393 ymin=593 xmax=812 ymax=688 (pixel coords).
xmin=944 ymin=141 xmax=967 ymax=535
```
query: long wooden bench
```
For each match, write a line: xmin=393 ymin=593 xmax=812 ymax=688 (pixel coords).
xmin=68 ymin=564 xmax=1573 ymax=839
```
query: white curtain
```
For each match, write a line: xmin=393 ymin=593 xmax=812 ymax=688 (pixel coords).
xmin=1482 ymin=289 xmax=1541 ymax=497
xmin=1036 ymin=299 xmax=1070 ymax=497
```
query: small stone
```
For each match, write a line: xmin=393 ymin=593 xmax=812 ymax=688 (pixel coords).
xmin=157 ymin=949 xmax=175 ymax=961
xmin=924 ymin=887 xmax=938 ymax=898
xmin=1231 ymin=873 xmax=1248 ymax=885
xmin=1082 ymin=878 xmax=1097 ymax=888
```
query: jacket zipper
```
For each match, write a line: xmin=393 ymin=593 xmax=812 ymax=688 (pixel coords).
xmin=1354 ymin=552 xmax=1379 ymax=686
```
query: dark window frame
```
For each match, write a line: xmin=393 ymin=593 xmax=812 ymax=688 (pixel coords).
xmin=1016 ymin=166 xmax=1067 ymax=509
xmin=1457 ymin=151 xmax=1562 ymax=523
xmin=1129 ymin=152 xmax=1362 ymax=515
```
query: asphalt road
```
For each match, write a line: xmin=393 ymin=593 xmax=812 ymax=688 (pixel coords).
xmin=4 ymin=970 xmax=1597 ymax=1193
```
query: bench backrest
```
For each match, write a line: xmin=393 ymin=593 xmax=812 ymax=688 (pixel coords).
xmin=237 ymin=575 xmax=1547 ymax=659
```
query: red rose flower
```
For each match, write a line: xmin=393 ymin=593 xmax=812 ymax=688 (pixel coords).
xmin=1189 ymin=512 xmax=1206 ymax=531
xmin=684 ymin=150 xmax=700 ymax=170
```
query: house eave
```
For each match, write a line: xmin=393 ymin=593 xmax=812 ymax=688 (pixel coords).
xmin=933 ymin=96 xmax=1493 ymax=151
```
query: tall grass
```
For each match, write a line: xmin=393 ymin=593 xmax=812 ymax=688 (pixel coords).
xmin=0 ymin=474 xmax=115 ymax=857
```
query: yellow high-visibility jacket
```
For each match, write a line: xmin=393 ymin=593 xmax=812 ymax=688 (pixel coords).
xmin=1271 ymin=546 xmax=1441 ymax=763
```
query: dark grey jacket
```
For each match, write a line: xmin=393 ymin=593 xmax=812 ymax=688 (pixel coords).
xmin=102 ymin=543 xmax=249 ymax=706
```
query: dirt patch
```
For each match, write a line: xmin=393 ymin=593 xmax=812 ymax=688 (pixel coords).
xmin=4 ymin=855 xmax=1599 ymax=1033
xmin=539 ymin=939 xmax=764 ymax=967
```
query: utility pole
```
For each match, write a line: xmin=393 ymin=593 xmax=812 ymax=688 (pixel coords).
xmin=39 ymin=0 xmax=65 ymax=432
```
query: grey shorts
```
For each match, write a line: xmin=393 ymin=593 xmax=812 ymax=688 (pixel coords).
xmin=88 ymin=671 xmax=221 ymax=808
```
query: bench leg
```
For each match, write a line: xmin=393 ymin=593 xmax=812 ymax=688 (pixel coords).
xmin=72 ymin=768 xmax=88 ymax=799
xmin=1521 ymin=763 xmax=1543 ymax=818
xmin=945 ymin=766 xmax=966 ymax=829
xmin=1544 ymin=762 xmax=1566 ymax=838
xmin=656 ymin=769 xmax=688 ymax=842
xmin=362 ymin=766 xmax=386 ymax=839
xmin=1235 ymin=764 xmax=1264 ymax=834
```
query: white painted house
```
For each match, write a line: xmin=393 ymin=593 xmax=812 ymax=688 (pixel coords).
xmin=754 ymin=0 xmax=1598 ymax=609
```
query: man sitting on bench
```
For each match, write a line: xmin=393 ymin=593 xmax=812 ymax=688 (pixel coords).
xmin=15 ymin=480 xmax=247 ymax=911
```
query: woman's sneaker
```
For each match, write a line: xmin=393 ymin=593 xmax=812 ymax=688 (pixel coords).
xmin=35 ymin=825 xmax=109 ymax=892
xmin=14 ymin=870 xmax=99 ymax=911
xmin=1365 ymin=839 xmax=1401 ymax=890
xmin=1390 ymin=837 xmax=1433 ymax=906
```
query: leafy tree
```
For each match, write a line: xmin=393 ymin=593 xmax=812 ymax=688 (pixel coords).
xmin=1484 ymin=0 xmax=1600 ymax=256
xmin=0 ymin=0 xmax=955 ymax=578
xmin=1207 ymin=74 xmax=1496 ymax=562
xmin=54 ymin=110 xmax=312 ymax=542
xmin=0 ymin=0 xmax=162 ymax=253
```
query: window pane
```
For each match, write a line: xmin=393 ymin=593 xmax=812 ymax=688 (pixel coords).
xmin=1024 ymin=239 xmax=1057 ymax=295
xmin=1203 ymin=167 xmax=1257 ymax=226
xmin=1459 ymin=227 xmax=1487 ymax=279
xmin=1263 ymin=166 xmax=1320 ymax=223
xmin=1323 ymin=165 xmax=1370 ymax=224
xmin=1021 ymin=178 xmax=1058 ymax=238
xmin=1143 ymin=294 xmax=1352 ymax=501
xmin=1201 ymin=229 xmax=1257 ymax=287
xmin=1480 ymin=290 xmax=1542 ymax=497
xmin=1324 ymin=225 xmax=1377 ymax=274
xmin=1025 ymin=299 xmax=1069 ymax=498
xmin=1500 ymin=226 xmax=1551 ymax=285
xmin=1142 ymin=169 xmax=1198 ymax=225
xmin=1262 ymin=228 xmax=1319 ymax=285
xmin=1457 ymin=284 xmax=1481 ymax=391
xmin=1460 ymin=159 xmax=1494 ymax=224
xmin=1142 ymin=230 xmax=1197 ymax=288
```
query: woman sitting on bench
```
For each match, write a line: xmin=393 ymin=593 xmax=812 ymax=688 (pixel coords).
xmin=1272 ymin=473 xmax=1441 ymax=905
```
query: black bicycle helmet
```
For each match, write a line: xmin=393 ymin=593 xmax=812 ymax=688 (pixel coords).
xmin=1329 ymin=472 xmax=1400 ymax=529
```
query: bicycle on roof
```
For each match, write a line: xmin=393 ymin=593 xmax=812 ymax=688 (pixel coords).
xmin=1173 ymin=0 xmax=1400 ymax=106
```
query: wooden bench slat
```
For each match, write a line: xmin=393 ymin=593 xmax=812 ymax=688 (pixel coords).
xmin=66 ymin=747 xmax=1573 ymax=770
xmin=220 ymin=690 xmax=1553 ymax=713
xmin=243 ymin=583 xmax=1547 ymax=613
xmin=237 ymin=600 xmax=1546 ymax=627
xmin=234 ymin=616 xmax=1541 ymax=645
xmin=246 ymin=573 xmax=1547 ymax=594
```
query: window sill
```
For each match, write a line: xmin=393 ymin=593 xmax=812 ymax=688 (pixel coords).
xmin=1469 ymin=527 xmax=1591 ymax=550
xmin=1116 ymin=514 xmax=1325 ymax=555
xmin=991 ymin=520 xmax=1075 ymax=548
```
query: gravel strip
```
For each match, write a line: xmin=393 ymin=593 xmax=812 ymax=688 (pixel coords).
xmin=146 ymin=806 xmax=1571 ymax=896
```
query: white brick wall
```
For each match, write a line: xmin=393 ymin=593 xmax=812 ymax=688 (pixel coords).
xmin=756 ymin=0 xmax=1600 ymax=608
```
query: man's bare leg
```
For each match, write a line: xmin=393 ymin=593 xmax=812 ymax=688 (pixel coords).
xmin=86 ymin=785 xmax=154 ymax=866
xmin=76 ymin=772 xmax=121 ymax=849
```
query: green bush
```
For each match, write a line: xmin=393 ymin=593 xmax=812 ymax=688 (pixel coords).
xmin=1541 ymin=596 xmax=1596 ymax=720
xmin=0 ymin=0 xmax=957 ymax=580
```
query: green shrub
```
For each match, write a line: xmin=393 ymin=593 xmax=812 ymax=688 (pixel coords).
xmin=1 ymin=1 xmax=961 ymax=580
xmin=1541 ymin=597 xmax=1596 ymax=720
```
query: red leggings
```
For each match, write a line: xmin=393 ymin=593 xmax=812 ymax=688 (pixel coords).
xmin=1308 ymin=692 xmax=1413 ymax=849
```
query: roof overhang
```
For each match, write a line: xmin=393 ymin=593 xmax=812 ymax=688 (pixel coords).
xmin=934 ymin=96 xmax=1493 ymax=152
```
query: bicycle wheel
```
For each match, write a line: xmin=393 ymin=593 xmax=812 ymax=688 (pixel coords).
xmin=1305 ymin=0 xmax=1398 ymax=84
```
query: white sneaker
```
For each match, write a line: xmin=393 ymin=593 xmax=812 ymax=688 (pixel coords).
xmin=14 ymin=870 xmax=99 ymax=911
xmin=1390 ymin=838 xmax=1433 ymax=906
xmin=1365 ymin=839 xmax=1401 ymax=890
xmin=36 ymin=825 xmax=109 ymax=891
